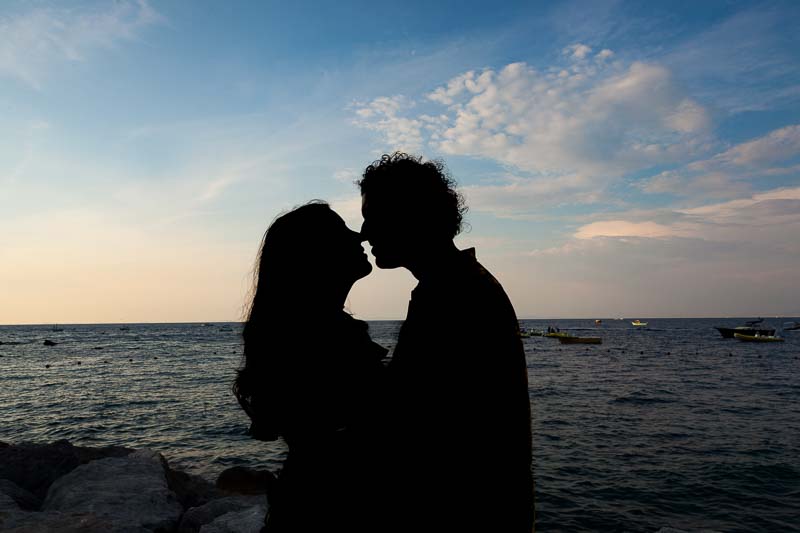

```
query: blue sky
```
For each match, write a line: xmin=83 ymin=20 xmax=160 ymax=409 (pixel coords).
xmin=2 ymin=0 xmax=799 ymax=323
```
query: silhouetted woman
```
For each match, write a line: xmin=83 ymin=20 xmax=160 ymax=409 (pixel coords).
xmin=233 ymin=201 xmax=387 ymax=532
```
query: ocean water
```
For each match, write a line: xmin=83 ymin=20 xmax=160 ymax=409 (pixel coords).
xmin=1 ymin=318 xmax=799 ymax=532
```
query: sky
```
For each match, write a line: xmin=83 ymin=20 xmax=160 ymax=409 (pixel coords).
xmin=2 ymin=0 xmax=799 ymax=324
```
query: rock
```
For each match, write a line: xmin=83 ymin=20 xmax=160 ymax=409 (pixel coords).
xmin=165 ymin=465 xmax=223 ymax=509
xmin=177 ymin=495 xmax=265 ymax=533
xmin=43 ymin=449 xmax=183 ymax=532
xmin=0 ymin=479 xmax=41 ymax=510
xmin=216 ymin=466 xmax=275 ymax=495
xmin=0 ymin=440 xmax=133 ymax=499
xmin=0 ymin=490 xmax=19 ymax=514
xmin=43 ymin=340 xmax=57 ymax=346
xmin=0 ymin=509 xmax=139 ymax=533
xmin=199 ymin=504 xmax=267 ymax=533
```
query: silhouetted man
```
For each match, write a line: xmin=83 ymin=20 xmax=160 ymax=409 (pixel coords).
xmin=359 ymin=153 xmax=534 ymax=532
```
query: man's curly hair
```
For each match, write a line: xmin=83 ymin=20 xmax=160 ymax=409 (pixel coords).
xmin=358 ymin=152 xmax=468 ymax=239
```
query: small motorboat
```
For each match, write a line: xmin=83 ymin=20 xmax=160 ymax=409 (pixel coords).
xmin=631 ymin=320 xmax=648 ymax=327
xmin=558 ymin=336 xmax=602 ymax=344
xmin=734 ymin=333 xmax=784 ymax=342
xmin=715 ymin=318 xmax=774 ymax=338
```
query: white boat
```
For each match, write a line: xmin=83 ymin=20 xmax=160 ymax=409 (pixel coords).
xmin=734 ymin=333 xmax=784 ymax=343
xmin=631 ymin=320 xmax=648 ymax=327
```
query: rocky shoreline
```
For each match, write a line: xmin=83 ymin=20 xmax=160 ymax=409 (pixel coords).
xmin=0 ymin=440 xmax=274 ymax=532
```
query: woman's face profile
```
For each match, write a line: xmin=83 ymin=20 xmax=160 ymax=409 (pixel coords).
xmin=319 ymin=210 xmax=372 ymax=284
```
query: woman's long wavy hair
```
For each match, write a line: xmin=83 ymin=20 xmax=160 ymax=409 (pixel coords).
xmin=232 ymin=200 xmax=336 ymax=432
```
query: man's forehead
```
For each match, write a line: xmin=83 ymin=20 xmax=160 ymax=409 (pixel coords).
xmin=361 ymin=193 xmax=394 ymax=213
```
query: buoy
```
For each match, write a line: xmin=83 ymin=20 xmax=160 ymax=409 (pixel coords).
xmin=45 ymin=364 xmax=51 ymax=368
xmin=129 ymin=358 xmax=133 ymax=362
xmin=76 ymin=361 xmax=81 ymax=365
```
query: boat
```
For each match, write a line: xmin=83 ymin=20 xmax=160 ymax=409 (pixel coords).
xmin=783 ymin=321 xmax=800 ymax=331
xmin=558 ymin=336 xmax=602 ymax=344
xmin=631 ymin=320 xmax=648 ymax=327
xmin=544 ymin=332 xmax=571 ymax=338
xmin=51 ymin=325 xmax=63 ymax=332
xmin=119 ymin=326 xmax=130 ymax=331
xmin=714 ymin=318 xmax=775 ymax=339
xmin=734 ymin=333 xmax=784 ymax=343
xmin=595 ymin=319 xmax=602 ymax=325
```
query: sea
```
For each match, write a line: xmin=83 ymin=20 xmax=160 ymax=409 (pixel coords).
xmin=1 ymin=318 xmax=799 ymax=532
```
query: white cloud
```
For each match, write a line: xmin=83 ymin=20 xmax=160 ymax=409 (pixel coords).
xmin=0 ymin=0 xmax=162 ymax=89
xmin=350 ymin=95 xmax=424 ymax=152
xmin=564 ymin=43 xmax=592 ymax=59
xmin=354 ymin=52 xmax=712 ymax=193
xmin=595 ymin=49 xmax=614 ymax=61
xmin=574 ymin=220 xmax=679 ymax=239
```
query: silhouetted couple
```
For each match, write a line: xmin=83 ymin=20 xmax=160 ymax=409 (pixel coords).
xmin=234 ymin=153 xmax=534 ymax=532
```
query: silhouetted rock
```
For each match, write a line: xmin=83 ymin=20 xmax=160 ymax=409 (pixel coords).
xmin=215 ymin=466 xmax=274 ymax=495
xmin=0 ymin=479 xmax=41 ymax=511
xmin=43 ymin=449 xmax=183 ymax=531
xmin=43 ymin=340 xmax=57 ymax=346
xmin=198 ymin=503 xmax=267 ymax=533
xmin=0 ymin=441 xmax=276 ymax=532
xmin=0 ymin=440 xmax=133 ymax=499
xmin=165 ymin=465 xmax=223 ymax=509
xmin=0 ymin=507 xmax=128 ymax=533
xmin=177 ymin=495 xmax=264 ymax=533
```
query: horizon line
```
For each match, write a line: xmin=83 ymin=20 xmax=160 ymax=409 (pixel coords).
xmin=2 ymin=315 xmax=799 ymax=327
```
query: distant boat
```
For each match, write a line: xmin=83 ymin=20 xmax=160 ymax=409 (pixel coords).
xmin=219 ymin=325 xmax=233 ymax=332
xmin=51 ymin=325 xmax=63 ymax=332
xmin=544 ymin=332 xmax=570 ymax=338
xmin=595 ymin=319 xmax=602 ymax=325
xmin=631 ymin=320 xmax=648 ymax=327
xmin=119 ymin=326 xmax=130 ymax=331
xmin=734 ymin=333 xmax=784 ymax=343
xmin=558 ymin=336 xmax=602 ymax=344
xmin=783 ymin=321 xmax=800 ymax=331
xmin=520 ymin=328 xmax=544 ymax=337
xmin=714 ymin=318 xmax=774 ymax=339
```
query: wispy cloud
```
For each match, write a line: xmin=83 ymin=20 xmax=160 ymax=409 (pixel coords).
xmin=639 ymin=124 xmax=800 ymax=198
xmin=0 ymin=0 xmax=163 ymax=89
xmin=568 ymin=186 xmax=800 ymax=250
xmin=662 ymin=3 xmax=800 ymax=114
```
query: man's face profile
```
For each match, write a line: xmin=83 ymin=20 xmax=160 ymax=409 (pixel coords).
xmin=361 ymin=193 xmax=411 ymax=270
